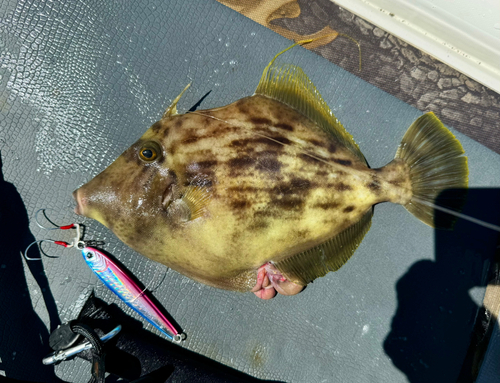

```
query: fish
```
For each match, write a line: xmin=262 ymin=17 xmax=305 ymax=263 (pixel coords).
xmin=73 ymin=43 xmax=468 ymax=299
xmin=82 ymin=246 xmax=184 ymax=341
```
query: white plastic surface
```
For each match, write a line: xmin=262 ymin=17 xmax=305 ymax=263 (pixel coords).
xmin=330 ymin=0 xmax=500 ymax=93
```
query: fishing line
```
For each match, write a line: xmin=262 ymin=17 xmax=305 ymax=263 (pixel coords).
xmin=188 ymin=111 xmax=499 ymax=233
xmin=184 ymin=38 xmax=497 ymax=235
xmin=412 ymin=197 xmax=500 ymax=232
xmin=187 ymin=110 xmax=378 ymax=179
xmin=147 ymin=264 xmax=169 ymax=294
xmin=337 ymin=33 xmax=362 ymax=71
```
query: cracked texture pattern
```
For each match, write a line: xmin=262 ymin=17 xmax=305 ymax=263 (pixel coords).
xmin=0 ymin=1 xmax=499 ymax=382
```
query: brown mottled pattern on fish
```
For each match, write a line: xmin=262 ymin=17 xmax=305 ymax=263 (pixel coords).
xmin=73 ymin=41 xmax=469 ymax=300
xmin=75 ymin=95 xmax=414 ymax=291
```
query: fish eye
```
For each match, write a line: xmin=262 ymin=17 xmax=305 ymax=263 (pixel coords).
xmin=139 ymin=141 xmax=162 ymax=162
xmin=86 ymin=251 xmax=94 ymax=260
xmin=141 ymin=149 xmax=155 ymax=159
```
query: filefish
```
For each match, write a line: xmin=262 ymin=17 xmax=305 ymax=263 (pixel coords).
xmin=73 ymin=44 xmax=468 ymax=299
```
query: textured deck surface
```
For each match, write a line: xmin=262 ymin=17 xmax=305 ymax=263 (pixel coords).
xmin=0 ymin=1 xmax=499 ymax=382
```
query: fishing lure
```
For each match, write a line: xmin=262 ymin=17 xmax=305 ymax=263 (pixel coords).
xmin=79 ymin=244 xmax=184 ymax=342
xmin=24 ymin=210 xmax=185 ymax=342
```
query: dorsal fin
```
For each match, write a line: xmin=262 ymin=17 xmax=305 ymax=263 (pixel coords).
xmin=162 ymin=83 xmax=191 ymax=118
xmin=255 ymin=52 xmax=365 ymax=162
xmin=273 ymin=209 xmax=373 ymax=285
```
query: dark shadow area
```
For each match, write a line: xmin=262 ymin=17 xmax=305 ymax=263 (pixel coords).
xmin=75 ymin=293 xmax=284 ymax=383
xmin=384 ymin=188 xmax=500 ymax=382
xmin=457 ymin=302 xmax=499 ymax=382
xmin=0 ymin=151 xmax=64 ymax=382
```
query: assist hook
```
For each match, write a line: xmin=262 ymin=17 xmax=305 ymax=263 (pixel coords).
xmin=23 ymin=209 xmax=103 ymax=261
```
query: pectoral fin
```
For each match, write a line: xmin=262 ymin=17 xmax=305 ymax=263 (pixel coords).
xmin=165 ymin=185 xmax=211 ymax=223
xmin=181 ymin=185 xmax=211 ymax=220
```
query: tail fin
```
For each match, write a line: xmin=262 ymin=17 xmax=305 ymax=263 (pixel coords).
xmin=395 ymin=112 xmax=468 ymax=229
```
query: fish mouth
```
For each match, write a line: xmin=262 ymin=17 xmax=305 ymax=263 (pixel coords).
xmin=73 ymin=189 xmax=84 ymax=215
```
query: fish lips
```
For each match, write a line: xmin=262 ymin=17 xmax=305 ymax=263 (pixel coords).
xmin=73 ymin=187 xmax=93 ymax=217
xmin=73 ymin=188 xmax=83 ymax=215
xmin=73 ymin=175 xmax=175 ymax=218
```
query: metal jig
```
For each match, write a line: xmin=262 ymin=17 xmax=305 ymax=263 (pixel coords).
xmin=24 ymin=209 xmax=185 ymax=342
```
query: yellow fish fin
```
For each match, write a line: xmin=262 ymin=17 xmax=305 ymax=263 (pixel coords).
xmin=181 ymin=185 xmax=211 ymax=220
xmin=273 ymin=208 xmax=373 ymax=285
xmin=255 ymin=45 xmax=365 ymax=163
xmin=395 ymin=112 xmax=468 ymax=229
xmin=162 ymin=83 xmax=192 ymax=118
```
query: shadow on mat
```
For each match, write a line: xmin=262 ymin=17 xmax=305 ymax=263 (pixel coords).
xmin=384 ymin=188 xmax=500 ymax=383
xmin=0 ymin=152 xmax=64 ymax=382
xmin=69 ymin=294 xmax=284 ymax=383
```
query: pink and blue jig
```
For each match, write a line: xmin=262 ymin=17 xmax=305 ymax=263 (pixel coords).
xmin=24 ymin=209 xmax=185 ymax=342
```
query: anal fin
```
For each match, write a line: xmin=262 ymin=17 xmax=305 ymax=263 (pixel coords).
xmin=274 ymin=209 xmax=373 ymax=285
